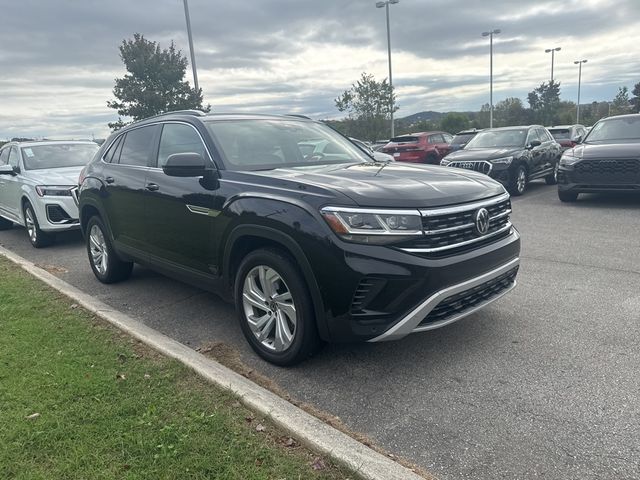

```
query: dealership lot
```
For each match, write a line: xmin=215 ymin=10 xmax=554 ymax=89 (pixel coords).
xmin=1 ymin=184 xmax=639 ymax=479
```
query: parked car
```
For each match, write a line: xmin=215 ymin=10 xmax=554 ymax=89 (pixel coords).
xmin=441 ymin=125 xmax=562 ymax=196
xmin=77 ymin=111 xmax=520 ymax=366
xmin=557 ymin=114 xmax=640 ymax=202
xmin=449 ymin=129 xmax=481 ymax=152
xmin=0 ymin=140 xmax=99 ymax=247
xmin=547 ymin=125 xmax=588 ymax=150
xmin=381 ymin=131 xmax=453 ymax=164
xmin=348 ymin=137 xmax=394 ymax=162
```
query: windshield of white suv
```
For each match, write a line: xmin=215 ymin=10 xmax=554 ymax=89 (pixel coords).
xmin=465 ymin=129 xmax=527 ymax=148
xmin=21 ymin=144 xmax=99 ymax=170
xmin=585 ymin=116 xmax=640 ymax=142
xmin=205 ymin=119 xmax=370 ymax=170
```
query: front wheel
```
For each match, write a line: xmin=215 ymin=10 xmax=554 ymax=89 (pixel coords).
xmin=23 ymin=202 xmax=53 ymax=248
xmin=235 ymin=248 xmax=322 ymax=366
xmin=86 ymin=216 xmax=133 ymax=283
xmin=545 ymin=161 xmax=559 ymax=185
xmin=509 ymin=165 xmax=528 ymax=196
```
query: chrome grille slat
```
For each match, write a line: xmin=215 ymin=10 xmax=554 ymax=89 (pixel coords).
xmin=447 ymin=160 xmax=493 ymax=175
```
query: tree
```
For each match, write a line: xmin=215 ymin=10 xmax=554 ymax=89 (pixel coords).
xmin=527 ymin=80 xmax=561 ymax=125
xmin=107 ymin=33 xmax=210 ymax=130
xmin=493 ymin=97 xmax=527 ymax=127
xmin=335 ymin=72 xmax=397 ymax=142
xmin=610 ymin=86 xmax=631 ymax=116
xmin=439 ymin=112 xmax=469 ymax=134
xmin=631 ymin=82 xmax=640 ymax=113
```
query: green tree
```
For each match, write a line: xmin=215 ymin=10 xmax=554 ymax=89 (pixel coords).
xmin=107 ymin=33 xmax=210 ymax=130
xmin=493 ymin=97 xmax=528 ymax=127
xmin=610 ymin=86 xmax=631 ymax=116
xmin=527 ymin=80 xmax=561 ymax=125
xmin=631 ymin=82 xmax=640 ymax=113
xmin=439 ymin=112 xmax=469 ymax=133
xmin=335 ymin=72 xmax=397 ymax=142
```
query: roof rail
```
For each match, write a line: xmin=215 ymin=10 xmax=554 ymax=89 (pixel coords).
xmin=145 ymin=109 xmax=207 ymax=121
xmin=286 ymin=114 xmax=311 ymax=120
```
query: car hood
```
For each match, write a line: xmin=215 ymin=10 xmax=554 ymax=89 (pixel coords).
xmin=245 ymin=162 xmax=505 ymax=208
xmin=23 ymin=166 xmax=83 ymax=185
xmin=569 ymin=141 xmax=640 ymax=159
xmin=444 ymin=147 xmax=522 ymax=161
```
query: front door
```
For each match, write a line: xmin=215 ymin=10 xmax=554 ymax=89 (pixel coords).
xmin=1 ymin=147 xmax=25 ymax=221
xmin=143 ymin=122 xmax=220 ymax=276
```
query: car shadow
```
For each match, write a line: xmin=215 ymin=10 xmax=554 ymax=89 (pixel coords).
xmin=572 ymin=191 xmax=640 ymax=209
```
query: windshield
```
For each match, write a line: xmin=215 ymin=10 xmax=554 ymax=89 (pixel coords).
xmin=548 ymin=129 xmax=570 ymax=140
xmin=585 ymin=116 xmax=640 ymax=142
xmin=465 ymin=129 xmax=527 ymax=148
xmin=451 ymin=133 xmax=475 ymax=145
xmin=205 ymin=119 xmax=369 ymax=170
xmin=21 ymin=144 xmax=99 ymax=170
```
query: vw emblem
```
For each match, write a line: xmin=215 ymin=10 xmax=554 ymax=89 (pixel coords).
xmin=475 ymin=208 xmax=490 ymax=235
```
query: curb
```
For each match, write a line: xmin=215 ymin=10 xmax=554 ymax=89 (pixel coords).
xmin=0 ymin=245 xmax=425 ymax=480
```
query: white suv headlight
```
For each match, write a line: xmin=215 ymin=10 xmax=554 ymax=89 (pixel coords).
xmin=35 ymin=185 xmax=75 ymax=197
xmin=321 ymin=207 xmax=422 ymax=244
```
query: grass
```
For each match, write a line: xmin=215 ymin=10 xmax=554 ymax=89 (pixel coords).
xmin=0 ymin=256 xmax=352 ymax=480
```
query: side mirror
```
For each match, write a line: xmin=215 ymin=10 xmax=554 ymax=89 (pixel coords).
xmin=163 ymin=153 xmax=208 ymax=177
xmin=0 ymin=165 xmax=17 ymax=175
xmin=527 ymin=140 xmax=542 ymax=149
xmin=571 ymin=135 xmax=582 ymax=144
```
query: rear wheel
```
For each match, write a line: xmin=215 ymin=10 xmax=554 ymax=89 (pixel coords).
xmin=558 ymin=190 xmax=579 ymax=202
xmin=86 ymin=216 xmax=133 ymax=283
xmin=509 ymin=165 xmax=528 ymax=196
xmin=425 ymin=153 xmax=439 ymax=164
xmin=23 ymin=202 xmax=54 ymax=248
xmin=235 ymin=248 xmax=322 ymax=366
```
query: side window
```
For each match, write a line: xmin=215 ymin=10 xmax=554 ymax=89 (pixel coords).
xmin=8 ymin=147 xmax=19 ymax=168
xmin=428 ymin=134 xmax=444 ymax=144
xmin=537 ymin=128 xmax=550 ymax=142
xmin=157 ymin=123 xmax=207 ymax=168
xmin=0 ymin=148 xmax=9 ymax=165
xmin=443 ymin=133 xmax=453 ymax=143
xmin=526 ymin=129 xmax=538 ymax=144
xmin=118 ymin=126 xmax=157 ymax=167
xmin=103 ymin=135 xmax=124 ymax=163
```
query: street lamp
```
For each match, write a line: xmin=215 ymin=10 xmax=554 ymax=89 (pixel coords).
xmin=545 ymin=47 xmax=561 ymax=82
xmin=482 ymin=29 xmax=500 ymax=128
xmin=574 ymin=59 xmax=587 ymax=124
xmin=183 ymin=0 xmax=199 ymax=92
xmin=376 ymin=0 xmax=399 ymax=138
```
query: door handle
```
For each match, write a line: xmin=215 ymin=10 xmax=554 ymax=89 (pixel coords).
xmin=146 ymin=183 xmax=159 ymax=191
xmin=105 ymin=176 xmax=115 ymax=184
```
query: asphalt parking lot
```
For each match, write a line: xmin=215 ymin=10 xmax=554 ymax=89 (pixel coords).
xmin=1 ymin=183 xmax=639 ymax=480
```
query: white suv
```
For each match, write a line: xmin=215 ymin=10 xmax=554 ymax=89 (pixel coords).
xmin=0 ymin=140 xmax=99 ymax=247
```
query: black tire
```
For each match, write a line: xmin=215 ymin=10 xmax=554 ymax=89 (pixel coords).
xmin=545 ymin=161 xmax=559 ymax=185
xmin=558 ymin=190 xmax=579 ymax=202
xmin=234 ymin=248 xmax=322 ymax=366
xmin=425 ymin=153 xmax=439 ymax=165
xmin=509 ymin=165 xmax=528 ymax=196
xmin=86 ymin=215 xmax=133 ymax=284
xmin=23 ymin=202 xmax=54 ymax=248
xmin=0 ymin=216 xmax=13 ymax=231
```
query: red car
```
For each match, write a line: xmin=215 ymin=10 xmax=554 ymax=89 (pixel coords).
xmin=547 ymin=125 xmax=587 ymax=150
xmin=382 ymin=131 xmax=453 ymax=164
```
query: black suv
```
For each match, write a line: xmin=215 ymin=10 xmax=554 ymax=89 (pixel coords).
xmin=441 ymin=126 xmax=562 ymax=195
xmin=78 ymin=111 xmax=521 ymax=365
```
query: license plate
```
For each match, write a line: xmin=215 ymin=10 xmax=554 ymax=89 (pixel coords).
xmin=393 ymin=152 xmax=400 ymax=157
xmin=460 ymin=162 xmax=475 ymax=170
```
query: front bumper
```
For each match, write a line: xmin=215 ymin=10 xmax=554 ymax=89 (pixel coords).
xmin=33 ymin=195 xmax=80 ymax=232
xmin=558 ymin=162 xmax=640 ymax=193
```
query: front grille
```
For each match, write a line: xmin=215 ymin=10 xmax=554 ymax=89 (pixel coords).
xmin=447 ymin=161 xmax=492 ymax=175
xmin=398 ymin=194 xmax=512 ymax=256
xmin=418 ymin=267 xmax=518 ymax=327
xmin=574 ymin=159 xmax=640 ymax=183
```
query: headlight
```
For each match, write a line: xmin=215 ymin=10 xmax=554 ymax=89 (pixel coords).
xmin=440 ymin=159 xmax=450 ymax=166
xmin=35 ymin=185 xmax=74 ymax=197
xmin=559 ymin=151 xmax=581 ymax=166
xmin=490 ymin=156 xmax=513 ymax=165
xmin=320 ymin=207 xmax=422 ymax=244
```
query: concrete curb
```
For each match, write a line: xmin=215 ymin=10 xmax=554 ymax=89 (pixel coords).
xmin=0 ymin=245 xmax=425 ymax=480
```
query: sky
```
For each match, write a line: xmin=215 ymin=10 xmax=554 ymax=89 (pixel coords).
xmin=1 ymin=0 xmax=638 ymax=139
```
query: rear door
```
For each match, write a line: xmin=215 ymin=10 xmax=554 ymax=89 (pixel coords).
xmin=100 ymin=124 xmax=160 ymax=254
xmin=143 ymin=122 xmax=220 ymax=276
xmin=537 ymin=127 xmax=557 ymax=171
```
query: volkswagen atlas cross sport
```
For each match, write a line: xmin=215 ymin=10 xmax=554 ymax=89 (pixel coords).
xmin=0 ymin=140 xmax=99 ymax=247
xmin=557 ymin=114 xmax=640 ymax=202
xmin=77 ymin=111 xmax=521 ymax=365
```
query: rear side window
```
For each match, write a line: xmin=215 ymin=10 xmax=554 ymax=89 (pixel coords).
xmin=157 ymin=123 xmax=208 ymax=168
xmin=118 ymin=126 xmax=157 ymax=167
xmin=428 ymin=134 xmax=444 ymax=143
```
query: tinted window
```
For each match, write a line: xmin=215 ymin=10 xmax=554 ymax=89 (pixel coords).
xmin=104 ymin=135 xmax=124 ymax=163
xmin=8 ymin=147 xmax=19 ymax=168
xmin=21 ymin=144 xmax=99 ymax=170
xmin=451 ymin=133 xmax=475 ymax=145
xmin=0 ymin=148 xmax=9 ymax=165
xmin=157 ymin=123 xmax=208 ymax=167
xmin=586 ymin=116 xmax=640 ymax=142
xmin=390 ymin=136 xmax=419 ymax=143
xmin=548 ymin=129 xmax=571 ymax=140
xmin=118 ymin=126 xmax=157 ymax=166
xmin=466 ymin=129 xmax=527 ymax=148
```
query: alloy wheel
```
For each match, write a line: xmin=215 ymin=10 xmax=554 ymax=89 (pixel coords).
xmin=517 ymin=169 xmax=526 ymax=193
xmin=89 ymin=224 xmax=108 ymax=275
xmin=242 ymin=265 xmax=297 ymax=352
xmin=25 ymin=207 xmax=36 ymax=243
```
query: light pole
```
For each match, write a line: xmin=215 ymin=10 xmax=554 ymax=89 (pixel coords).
xmin=376 ymin=0 xmax=399 ymax=138
xmin=183 ymin=0 xmax=199 ymax=92
xmin=574 ymin=59 xmax=587 ymax=123
xmin=482 ymin=29 xmax=500 ymax=128
xmin=545 ymin=47 xmax=561 ymax=82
